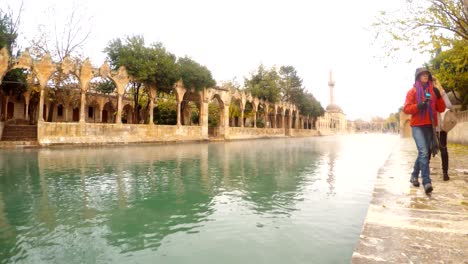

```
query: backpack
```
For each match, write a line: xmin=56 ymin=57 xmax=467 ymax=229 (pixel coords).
xmin=441 ymin=110 xmax=457 ymax=132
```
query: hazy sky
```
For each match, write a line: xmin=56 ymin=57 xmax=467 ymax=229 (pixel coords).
xmin=1 ymin=0 xmax=430 ymax=121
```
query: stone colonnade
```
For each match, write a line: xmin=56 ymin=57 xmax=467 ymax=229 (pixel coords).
xmin=0 ymin=49 xmax=314 ymax=134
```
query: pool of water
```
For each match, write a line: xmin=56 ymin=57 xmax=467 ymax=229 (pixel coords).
xmin=0 ymin=134 xmax=398 ymax=264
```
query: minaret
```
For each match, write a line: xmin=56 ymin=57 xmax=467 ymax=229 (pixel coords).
xmin=328 ymin=70 xmax=335 ymax=105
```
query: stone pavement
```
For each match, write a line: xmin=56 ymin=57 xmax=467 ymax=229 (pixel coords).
xmin=352 ymin=138 xmax=468 ymax=264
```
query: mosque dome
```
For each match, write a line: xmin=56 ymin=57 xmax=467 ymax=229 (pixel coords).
xmin=326 ymin=103 xmax=343 ymax=113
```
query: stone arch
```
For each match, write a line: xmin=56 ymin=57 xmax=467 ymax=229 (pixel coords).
xmin=86 ymin=99 xmax=100 ymax=123
xmin=256 ymin=102 xmax=267 ymax=128
xmin=244 ymin=101 xmax=255 ymax=127
xmin=0 ymin=67 xmax=32 ymax=122
xmin=285 ymin=109 xmax=291 ymax=129
xmin=208 ymin=94 xmax=225 ymax=137
xmin=229 ymin=97 xmax=243 ymax=127
xmin=276 ymin=106 xmax=284 ymax=128
xmin=292 ymin=110 xmax=298 ymax=129
xmin=102 ymin=101 xmax=116 ymax=123
xmin=122 ymin=104 xmax=134 ymax=124
xmin=266 ymin=105 xmax=275 ymax=128
xmin=153 ymin=93 xmax=177 ymax=125
xmin=181 ymin=91 xmax=201 ymax=126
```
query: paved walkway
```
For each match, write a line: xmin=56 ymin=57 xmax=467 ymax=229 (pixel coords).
xmin=352 ymin=138 xmax=468 ymax=264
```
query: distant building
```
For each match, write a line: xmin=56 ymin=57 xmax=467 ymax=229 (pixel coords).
xmin=316 ymin=70 xmax=347 ymax=133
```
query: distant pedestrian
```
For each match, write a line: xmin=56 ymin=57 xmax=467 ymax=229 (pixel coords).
xmin=403 ymin=67 xmax=446 ymax=194
xmin=433 ymin=77 xmax=456 ymax=181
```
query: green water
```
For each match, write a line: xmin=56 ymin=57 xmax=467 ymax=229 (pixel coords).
xmin=0 ymin=134 xmax=398 ymax=264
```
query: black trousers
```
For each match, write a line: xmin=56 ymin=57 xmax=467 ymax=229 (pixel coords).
xmin=439 ymin=131 xmax=448 ymax=173
xmin=428 ymin=131 xmax=448 ymax=173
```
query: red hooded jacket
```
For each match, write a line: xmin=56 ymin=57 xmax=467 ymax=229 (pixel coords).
xmin=403 ymin=84 xmax=446 ymax=127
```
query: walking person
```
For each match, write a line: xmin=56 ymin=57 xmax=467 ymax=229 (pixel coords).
xmin=404 ymin=67 xmax=446 ymax=194
xmin=433 ymin=77 xmax=455 ymax=181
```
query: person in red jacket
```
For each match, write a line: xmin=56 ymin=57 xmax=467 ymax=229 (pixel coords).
xmin=404 ymin=67 xmax=446 ymax=194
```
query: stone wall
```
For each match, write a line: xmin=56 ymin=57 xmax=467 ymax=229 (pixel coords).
xmin=227 ymin=127 xmax=286 ymax=140
xmin=38 ymin=122 xmax=205 ymax=145
xmin=291 ymin=129 xmax=320 ymax=137
xmin=447 ymin=110 xmax=468 ymax=145
xmin=449 ymin=121 xmax=468 ymax=144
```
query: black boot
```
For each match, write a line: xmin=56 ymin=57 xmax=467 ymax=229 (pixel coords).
xmin=410 ymin=177 xmax=420 ymax=187
xmin=424 ymin=183 xmax=433 ymax=194
xmin=443 ymin=172 xmax=450 ymax=181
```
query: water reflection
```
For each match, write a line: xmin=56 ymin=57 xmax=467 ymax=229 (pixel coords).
xmin=0 ymin=134 xmax=398 ymax=263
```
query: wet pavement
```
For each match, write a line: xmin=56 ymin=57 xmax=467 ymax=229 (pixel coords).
xmin=352 ymin=138 xmax=468 ymax=264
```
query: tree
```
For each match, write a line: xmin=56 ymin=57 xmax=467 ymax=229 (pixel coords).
xmin=297 ymin=92 xmax=325 ymax=118
xmin=1 ymin=68 xmax=27 ymax=96
xmin=244 ymin=64 xmax=281 ymax=102
xmin=0 ymin=3 xmax=22 ymax=56
xmin=430 ymin=39 xmax=468 ymax=109
xmin=373 ymin=0 xmax=467 ymax=55
xmin=153 ymin=98 xmax=177 ymax=125
xmin=177 ymin=56 xmax=216 ymax=91
xmin=29 ymin=3 xmax=92 ymax=61
xmin=279 ymin=65 xmax=303 ymax=103
xmin=93 ymin=79 xmax=116 ymax=94
xmin=104 ymin=35 xmax=179 ymax=123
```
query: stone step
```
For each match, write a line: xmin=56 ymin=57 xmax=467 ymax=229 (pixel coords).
xmin=1 ymin=125 xmax=38 ymax=141
xmin=0 ymin=141 xmax=39 ymax=148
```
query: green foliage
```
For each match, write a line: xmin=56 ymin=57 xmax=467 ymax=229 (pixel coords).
xmin=93 ymin=79 xmax=116 ymax=94
xmin=244 ymin=64 xmax=324 ymax=118
xmin=373 ymin=0 xmax=467 ymax=56
xmin=221 ymin=78 xmax=241 ymax=92
xmin=0 ymin=8 xmax=19 ymax=55
xmin=229 ymin=101 xmax=242 ymax=118
xmin=298 ymin=92 xmax=325 ymax=117
xmin=153 ymin=99 xmax=177 ymax=125
xmin=208 ymin=103 xmax=220 ymax=127
xmin=1 ymin=69 xmax=28 ymax=97
xmin=430 ymin=39 xmax=468 ymax=109
xmin=104 ymin=36 xmax=179 ymax=92
xmin=279 ymin=65 xmax=303 ymax=103
xmin=178 ymin=56 xmax=216 ymax=91
xmin=244 ymin=64 xmax=281 ymax=102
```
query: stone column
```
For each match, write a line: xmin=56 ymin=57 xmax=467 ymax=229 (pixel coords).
xmin=201 ymin=100 xmax=209 ymax=138
xmin=281 ymin=114 xmax=285 ymax=129
xmin=38 ymin=88 xmax=45 ymax=122
xmin=79 ymin=91 xmax=86 ymax=123
xmin=98 ymin=106 xmax=103 ymax=123
xmin=253 ymin=111 xmax=257 ymax=128
xmin=176 ymin=101 xmax=182 ymax=126
xmin=148 ymin=86 xmax=156 ymax=125
xmin=33 ymin=53 xmax=56 ymax=122
xmin=223 ymin=105 xmax=230 ymax=139
xmin=109 ymin=66 xmax=130 ymax=124
xmin=64 ymin=104 xmax=69 ymax=122
xmin=148 ymin=99 xmax=154 ymax=125
xmin=174 ymin=82 xmax=186 ymax=127
xmin=240 ymin=109 xmax=245 ymax=127
xmin=23 ymin=92 xmax=30 ymax=120
xmin=116 ymin=93 xmax=123 ymax=124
